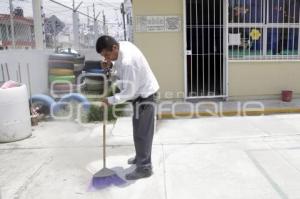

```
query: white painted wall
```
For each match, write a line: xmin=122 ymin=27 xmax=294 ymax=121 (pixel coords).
xmin=0 ymin=49 xmax=52 ymax=96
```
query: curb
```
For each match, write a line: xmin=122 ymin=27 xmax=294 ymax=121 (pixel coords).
xmin=158 ymin=108 xmax=300 ymax=119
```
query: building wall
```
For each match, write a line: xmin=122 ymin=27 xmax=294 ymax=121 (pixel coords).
xmin=0 ymin=49 xmax=51 ymax=95
xmin=229 ymin=61 xmax=300 ymax=100
xmin=133 ymin=0 xmax=300 ymax=100
xmin=132 ymin=0 xmax=184 ymax=99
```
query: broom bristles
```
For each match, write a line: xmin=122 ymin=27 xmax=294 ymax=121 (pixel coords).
xmin=92 ymin=174 xmax=127 ymax=189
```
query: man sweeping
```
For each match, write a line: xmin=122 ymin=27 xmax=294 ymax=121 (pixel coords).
xmin=96 ymin=35 xmax=159 ymax=180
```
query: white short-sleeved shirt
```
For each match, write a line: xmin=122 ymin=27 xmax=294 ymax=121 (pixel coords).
xmin=107 ymin=41 xmax=159 ymax=105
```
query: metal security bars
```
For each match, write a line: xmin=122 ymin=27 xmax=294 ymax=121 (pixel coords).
xmin=185 ymin=0 xmax=227 ymax=98
xmin=0 ymin=1 xmax=35 ymax=49
xmin=229 ymin=0 xmax=300 ymax=60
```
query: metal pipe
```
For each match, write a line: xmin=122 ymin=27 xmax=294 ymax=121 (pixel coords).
xmin=18 ymin=63 xmax=22 ymax=82
xmin=276 ymin=0 xmax=280 ymax=57
xmin=102 ymin=104 xmax=108 ymax=168
xmin=189 ymin=0 xmax=192 ymax=96
xmin=1 ymin=64 xmax=5 ymax=81
xmin=103 ymin=122 xmax=106 ymax=168
xmin=207 ymin=0 xmax=210 ymax=94
xmin=249 ymin=0 xmax=252 ymax=61
xmin=5 ymin=63 xmax=10 ymax=80
xmin=201 ymin=0 xmax=205 ymax=95
xmin=292 ymin=0 xmax=296 ymax=56
xmin=196 ymin=0 xmax=199 ymax=96
xmin=287 ymin=0 xmax=292 ymax=58
xmin=213 ymin=0 xmax=216 ymax=95
xmin=16 ymin=70 xmax=19 ymax=82
xmin=220 ymin=0 xmax=222 ymax=94
xmin=26 ymin=63 xmax=33 ymax=111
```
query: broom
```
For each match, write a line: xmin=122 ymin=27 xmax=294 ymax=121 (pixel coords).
xmin=92 ymin=105 xmax=126 ymax=189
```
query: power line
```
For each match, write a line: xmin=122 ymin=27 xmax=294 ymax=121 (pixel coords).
xmin=87 ymin=2 xmax=119 ymax=9
xmin=46 ymin=9 xmax=73 ymax=16
xmin=77 ymin=1 xmax=120 ymax=11
xmin=47 ymin=0 xmax=103 ymax=23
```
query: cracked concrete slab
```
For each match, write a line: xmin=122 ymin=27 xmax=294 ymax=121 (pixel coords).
xmin=0 ymin=114 xmax=300 ymax=198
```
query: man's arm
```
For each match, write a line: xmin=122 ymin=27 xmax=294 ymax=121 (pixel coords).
xmin=106 ymin=65 xmax=139 ymax=105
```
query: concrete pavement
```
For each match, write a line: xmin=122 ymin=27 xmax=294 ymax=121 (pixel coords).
xmin=0 ymin=114 xmax=300 ymax=199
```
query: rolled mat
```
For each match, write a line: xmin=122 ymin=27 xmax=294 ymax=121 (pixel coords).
xmin=52 ymin=83 xmax=76 ymax=91
xmin=49 ymin=75 xmax=75 ymax=84
xmin=49 ymin=54 xmax=75 ymax=61
xmin=49 ymin=68 xmax=74 ymax=76
xmin=48 ymin=61 xmax=74 ymax=69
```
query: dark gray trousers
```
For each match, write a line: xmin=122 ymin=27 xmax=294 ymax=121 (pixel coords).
xmin=132 ymin=94 xmax=156 ymax=169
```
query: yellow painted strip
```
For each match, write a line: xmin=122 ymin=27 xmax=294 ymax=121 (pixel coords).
xmin=48 ymin=60 xmax=74 ymax=64
xmin=158 ymin=108 xmax=300 ymax=119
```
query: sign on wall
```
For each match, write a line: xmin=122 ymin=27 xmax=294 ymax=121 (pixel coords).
xmin=135 ymin=16 xmax=181 ymax=32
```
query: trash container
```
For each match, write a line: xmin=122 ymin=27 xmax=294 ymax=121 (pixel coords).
xmin=0 ymin=84 xmax=32 ymax=142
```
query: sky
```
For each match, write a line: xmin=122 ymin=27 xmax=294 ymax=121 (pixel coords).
xmin=0 ymin=0 xmax=123 ymax=20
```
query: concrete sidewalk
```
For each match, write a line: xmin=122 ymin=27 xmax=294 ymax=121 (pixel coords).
xmin=0 ymin=114 xmax=300 ymax=199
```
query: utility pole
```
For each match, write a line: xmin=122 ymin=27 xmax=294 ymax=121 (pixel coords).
xmin=87 ymin=7 xmax=90 ymax=27
xmin=72 ymin=0 xmax=83 ymax=50
xmin=103 ymin=11 xmax=107 ymax=35
xmin=93 ymin=3 xmax=101 ymax=43
xmin=9 ymin=0 xmax=16 ymax=48
xmin=32 ymin=0 xmax=45 ymax=49
xmin=120 ymin=3 xmax=127 ymax=41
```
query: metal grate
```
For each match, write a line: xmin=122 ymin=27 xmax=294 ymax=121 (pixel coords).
xmin=229 ymin=0 xmax=300 ymax=60
xmin=185 ymin=0 xmax=227 ymax=98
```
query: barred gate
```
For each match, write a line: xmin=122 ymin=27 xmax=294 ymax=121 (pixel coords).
xmin=184 ymin=0 xmax=228 ymax=99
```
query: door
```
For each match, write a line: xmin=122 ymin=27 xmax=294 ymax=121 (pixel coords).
xmin=184 ymin=0 xmax=228 ymax=99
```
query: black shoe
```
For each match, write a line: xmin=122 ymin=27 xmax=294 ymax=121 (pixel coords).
xmin=127 ymin=157 xmax=137 ymax=165
xmin=125 ymin=167 xmax=153 ymax=180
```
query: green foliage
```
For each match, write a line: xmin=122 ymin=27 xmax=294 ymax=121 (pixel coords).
xmin=87 ymin=103 xmax=126 ymax=122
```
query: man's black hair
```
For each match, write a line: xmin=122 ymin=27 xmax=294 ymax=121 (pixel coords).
xmin=96 ymin=35 xmax=119 ymax=54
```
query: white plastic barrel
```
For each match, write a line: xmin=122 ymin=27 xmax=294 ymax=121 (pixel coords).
xmin=0 ymin=84 xmax=32 ymax=142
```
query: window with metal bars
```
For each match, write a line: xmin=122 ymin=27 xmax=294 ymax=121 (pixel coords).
xmin=228 ymin=0 xmax=300 ymax=60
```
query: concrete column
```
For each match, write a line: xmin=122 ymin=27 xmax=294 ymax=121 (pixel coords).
xmin=72 ymin=11 xmax=80 ymax=50
xmin=32 ymin=0 xmax=45 ymax=49
xmin=94 ymin=20 xmax=99 ymax=43
xmin=9 ymin=0 xmax=16 ymax=48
